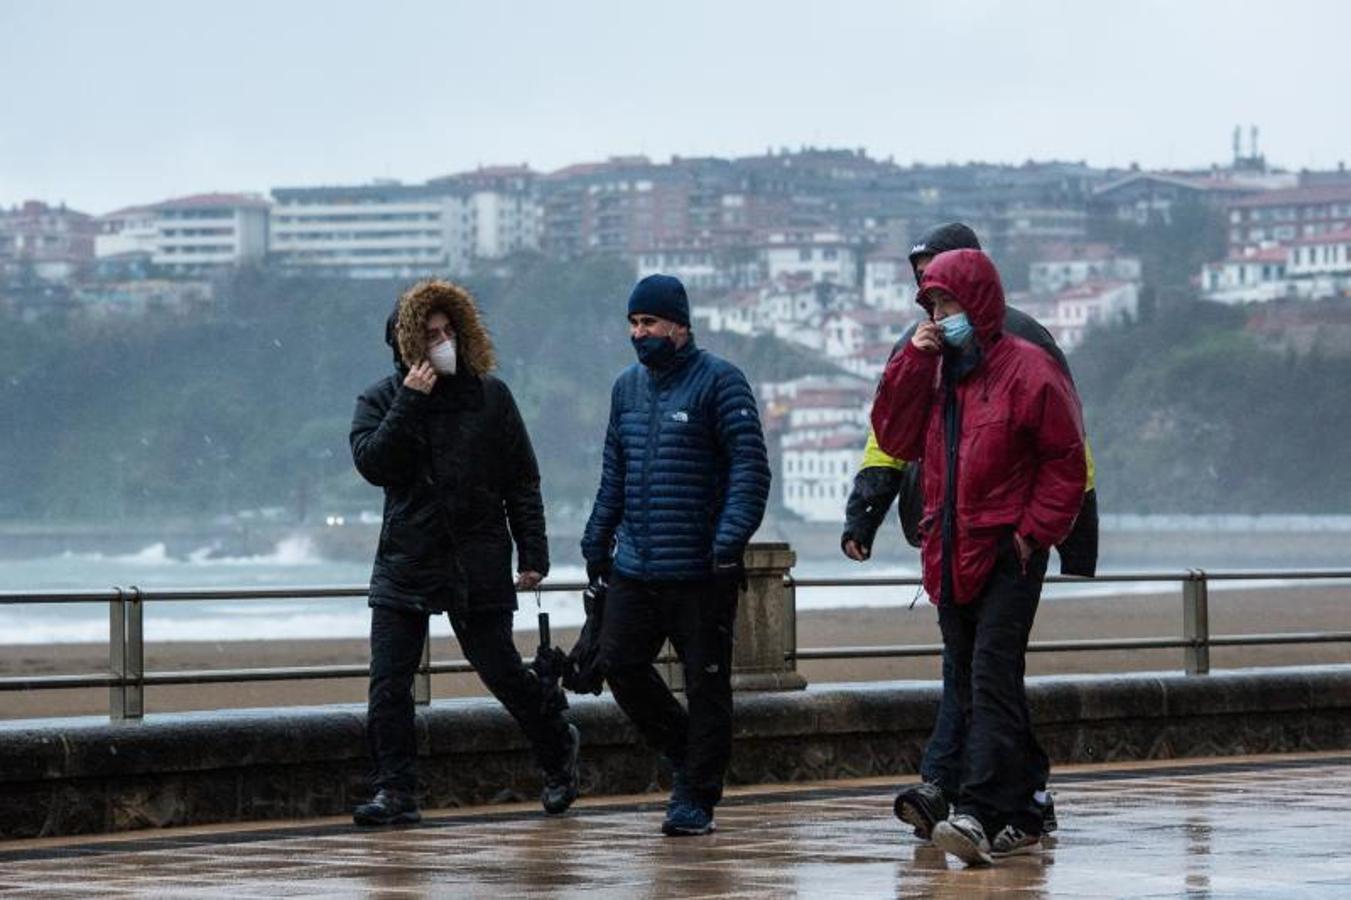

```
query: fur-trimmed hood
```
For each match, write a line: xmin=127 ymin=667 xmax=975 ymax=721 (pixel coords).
xmin=384 ymin=280 xmax=497 ymax=376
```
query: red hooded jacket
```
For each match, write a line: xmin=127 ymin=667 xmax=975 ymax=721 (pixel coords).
xmin=870 ymin=250 xmax=1086 ymax=605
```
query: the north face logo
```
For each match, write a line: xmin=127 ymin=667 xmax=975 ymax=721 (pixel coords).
xmin=671 ymin=411 xmax=689 ymax=423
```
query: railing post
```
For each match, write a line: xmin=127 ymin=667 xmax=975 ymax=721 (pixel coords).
xmin=109 ymin=587 xmax=125 ymax=720
xmin=415 ymin=630 xmax=431 ymax=706
xmin=108 ymin=586 xmax=144 ymax=720
xmin=731 ymin=542 xmax=806 ymax=691
xmin=1183 ymin=569 xmax=1211 ymax=676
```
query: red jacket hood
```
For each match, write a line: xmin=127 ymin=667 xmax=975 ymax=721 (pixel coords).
xmin=917 ymin=249 xmax=1005 ymax=346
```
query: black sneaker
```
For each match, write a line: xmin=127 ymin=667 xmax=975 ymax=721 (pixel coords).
xmin=541 ymin=723 xmax=580 ymax=815
xmin=1038 ymin=792 xmax=1058 ymax=834
xmin=991 ymin=824 xmax=1042 ymax=857
xmin=353 ymin=788 xmax=421 ymax=827
xmin=661 ymin=800 xmax=716 ymax=837
xmin=933 ymin=814 xmax=993 ymax=867
xmin=893 ymin=782 xmax=949 ymax=841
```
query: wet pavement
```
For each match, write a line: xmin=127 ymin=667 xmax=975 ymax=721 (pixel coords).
xmin=2 ymin=752 xmax=1349 ymax=898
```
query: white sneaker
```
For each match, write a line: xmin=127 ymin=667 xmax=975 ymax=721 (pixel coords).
xmin=933 ymin=814 xmax=992 ymax=866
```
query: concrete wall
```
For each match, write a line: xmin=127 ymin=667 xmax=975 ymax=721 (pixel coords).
xmin=3 ymin=665 xmax=1349 ymax=839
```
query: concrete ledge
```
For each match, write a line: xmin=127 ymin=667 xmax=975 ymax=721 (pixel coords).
xmin=3 ymin=665 xmax=1350 ymax=838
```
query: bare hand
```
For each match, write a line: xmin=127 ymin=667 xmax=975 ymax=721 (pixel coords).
xmin=912 ymin=321 xmax=942 ymax=354
xmin=515 ymin=570 xmax=543 ymax=590
xmin=1013 ymin=533 xmax=1034 ymax=572
xmin=403 ymin=361 xmax=437 ymax=394
xmin=843 ymin=538 xmax=870 ymax=562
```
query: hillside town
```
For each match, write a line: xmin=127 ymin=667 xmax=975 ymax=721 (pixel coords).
xmin=4 ymin=129 xmax=1349 ymax=522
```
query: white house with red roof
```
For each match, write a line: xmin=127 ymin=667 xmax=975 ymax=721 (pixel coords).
xmin=1282 ymin=229 xmax=1351 ymax=299
xmin=95 ymin=205 xmax=159 ymax=260
xmin=780 ymin=427 xmax=868 ymax=522
xmin=1200 ymin=247 xmax=1291 ymax=304
xmin=1 ymin=200 xmax=97 ymax=280
xmin=1200 ymin=228 xmax=1351 ymax=304
xmin=96 ymin=193 xmax=268 ymax=273
xmin=761 ymin=230 xmax=858 ymax=287
xmin=822 ymin=308 xmax=911 ymax=359
xmin=1018 ymin=281 xmax=1139 ymax=351
xmin=863 ymin=249 xmax=918 ymax=310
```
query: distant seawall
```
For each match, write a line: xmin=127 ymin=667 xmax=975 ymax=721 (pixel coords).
xmin=3 ymin=665 xmax=1349 ymax=839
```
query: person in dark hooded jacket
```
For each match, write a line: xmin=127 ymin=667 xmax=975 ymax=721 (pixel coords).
xmin=349 ymin=279 xmax=578 ymax=826
xmin=872 ymin=250 xmax=1086 ymax=866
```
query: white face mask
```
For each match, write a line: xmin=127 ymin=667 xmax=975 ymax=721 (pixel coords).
xmin=427 ymin=338 xmax=457 ymax=375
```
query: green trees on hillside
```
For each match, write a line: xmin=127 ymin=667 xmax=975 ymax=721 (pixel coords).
xmin=0 ymin=256 xmax=844 ymax=522
xmin=1073 ymin=301 xmax=1351 ymax=513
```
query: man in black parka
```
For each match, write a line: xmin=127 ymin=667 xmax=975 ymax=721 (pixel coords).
xmin=349 ymin=279 xmax=578 ymax=825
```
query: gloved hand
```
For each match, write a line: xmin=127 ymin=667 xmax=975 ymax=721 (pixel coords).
xmin=840 ymin=532 xmax=871 ymax=561
xmin=585 ymin=558 xmax=612 ymax=589
xmin=713 ymin=555 xmax=747 ymax=593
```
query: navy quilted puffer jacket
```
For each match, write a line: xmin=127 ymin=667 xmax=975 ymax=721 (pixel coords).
xmin=581 ymin=340 xmax=771 ymax=581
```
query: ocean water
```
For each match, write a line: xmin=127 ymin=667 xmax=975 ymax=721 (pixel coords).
xmin=1 ymin=525 xmax=1347 ymax=645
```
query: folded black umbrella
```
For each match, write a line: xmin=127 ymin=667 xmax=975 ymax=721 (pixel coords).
xmin=529 ymin=607 xmax=570 ymax=716
xmin=563 ymin=580 xmax=607 ymax=695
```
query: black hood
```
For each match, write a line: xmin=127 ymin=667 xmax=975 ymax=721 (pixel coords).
xmin=384 ymin=300 xmax=404 ymax=375
xmin=907 ymin=222 xmax=982 ymax=277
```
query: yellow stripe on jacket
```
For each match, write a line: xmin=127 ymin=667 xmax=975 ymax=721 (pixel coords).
xmin=858 ymin=428 xmax=1097 ymax=491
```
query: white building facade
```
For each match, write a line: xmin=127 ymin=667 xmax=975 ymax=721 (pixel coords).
xmin=780 ymin=429 xmax=867 ymax=522
xmin=95 ymin=206 xmax=159 ymax=259
xmin=761 ymin=231 xmax=858 ymax=287
xmin=152 ymin=194 xmax=268 ymax=272
xmin=269 ymin=183 xmax=464 ymax=279
xmin=1026 ymin=281 xmax=1139 ymax=351
xmin=863 ymin=253 xmax=917 ymax=310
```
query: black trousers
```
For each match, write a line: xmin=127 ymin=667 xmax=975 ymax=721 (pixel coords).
xmin=938 ymin=538 xmax=1050 ymax=835
xmin=919 ymin=644 xmax=1050 ymax=803
xmin=599 ymin=574 xmax=738 ymax=811
xmin=366 ymin=604 xmax=571 ymax=794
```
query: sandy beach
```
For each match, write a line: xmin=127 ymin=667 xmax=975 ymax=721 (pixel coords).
xmin=1 ymin=584 xmax=1347 ymax=720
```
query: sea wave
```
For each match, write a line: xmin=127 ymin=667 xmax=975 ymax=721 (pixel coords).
xmin=55 ymin=535 xmax=327 ymax=568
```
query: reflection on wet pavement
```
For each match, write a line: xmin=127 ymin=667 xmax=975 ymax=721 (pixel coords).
xmin=3 ymin=753 xmax=1349 ymax=897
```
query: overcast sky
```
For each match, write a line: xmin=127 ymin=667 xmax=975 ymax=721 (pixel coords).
xmin=2 ymin=0 xmax=1348 ymax=214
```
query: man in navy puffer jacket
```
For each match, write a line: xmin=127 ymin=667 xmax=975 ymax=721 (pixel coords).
xmin=582 ymin=273 xmax=770 ymax=836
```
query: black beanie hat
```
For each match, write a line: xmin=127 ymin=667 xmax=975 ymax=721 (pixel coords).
xmin=627 ymin=274 xmax=690 ymax=327
xmin=908 ymin=222 xmax=982 ymax=276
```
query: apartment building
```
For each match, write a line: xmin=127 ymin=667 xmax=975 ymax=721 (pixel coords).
xmin=1 ymin=200 xmax=97 ymax=280
xmin=269 ymin=182 xmax=461 ymax=278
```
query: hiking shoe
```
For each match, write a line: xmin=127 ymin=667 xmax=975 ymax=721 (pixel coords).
xmin=991 ymin=824 xmax=1042 ymax=857
xmin=541 ymin=724 xmax=581 ymax=815
xmin=933 ymin=814 xmax=992 ymax=866
xmin=662 ymin=801 xmax=716 ymax=837
xmin=1037 ymin=792 xmax=1058 ymax=834
xmin=352 ymin=788 xmax=421 ymax=827
xmin=893 ymin=782 xmax=949 ymax=841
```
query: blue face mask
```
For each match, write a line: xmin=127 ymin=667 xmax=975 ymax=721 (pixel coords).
xmin=938 ymin=312 xmax=974 ymax=347
xmin=632 ymin=334 xmax=678 ymax=368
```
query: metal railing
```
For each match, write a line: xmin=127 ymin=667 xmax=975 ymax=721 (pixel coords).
xmin=786 ymin=569 xmax=1351 ymax=678
xmin=2 ymin=568 xmax=1350 ymax=721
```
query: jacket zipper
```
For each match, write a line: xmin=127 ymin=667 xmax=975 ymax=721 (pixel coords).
xmin=641 ymin=371 xmax=661 ymax=578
